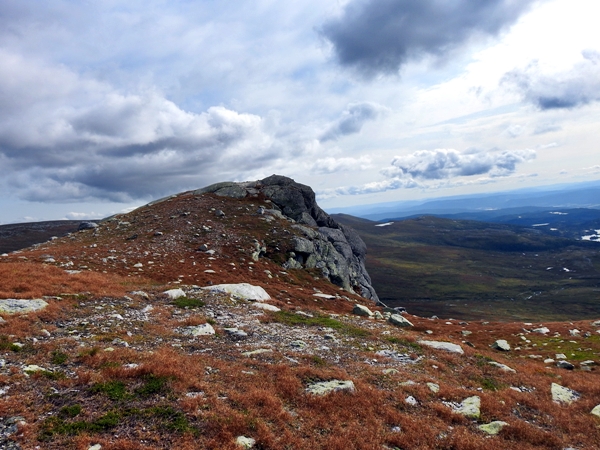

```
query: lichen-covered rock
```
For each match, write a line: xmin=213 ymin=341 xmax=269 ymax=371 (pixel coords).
xmin=0 ymin=299 xmax=48 ymax=314
xmin=491 ymin=339 xmax=511 ymax=351
xmin=235 ymin=436 xmax=256 ymax=449
xmin=163 ymin=288 xmax=186 ymax=300
xmin=203 ymin=283 xmax=271 ymax=301
xmin=478 ymin=421 xmax=508 ymax=435
xmin=455 ymin=396 xmax=480 ymax=419
xmin=353 ymin=304 xmax=373 ymax=317
xmin=180 ymin=324 xmax=215 ymax=336
xmin=551 ymin=383 xmax=580 ymax=404
xmin=419 ymin=340 xmax=464 ymax=354
xmin=306 ymin=380 xmax=355 ymax=396
xmin=388 ymin=314 xmax=414 ymax=327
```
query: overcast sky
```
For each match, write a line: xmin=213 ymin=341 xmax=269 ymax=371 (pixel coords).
xmin=1 ymin=0 xmax=600 ymax=224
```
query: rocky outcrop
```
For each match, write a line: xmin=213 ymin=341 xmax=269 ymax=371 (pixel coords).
xmin=197 ymin=175 xmax=379 ymax=302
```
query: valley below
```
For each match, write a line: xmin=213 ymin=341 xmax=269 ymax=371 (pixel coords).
xmin=335 ymin=214 xmax=600 ymax=322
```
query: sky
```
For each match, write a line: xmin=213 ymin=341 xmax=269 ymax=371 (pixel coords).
xmin=1 ymin=0 xmax=600 ymax=224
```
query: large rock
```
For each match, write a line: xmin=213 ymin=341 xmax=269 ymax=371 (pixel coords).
xmin=306 ymin=380 xmax=355 ymax=396
xmin=203 ymin=283 xmax=271 ymax=301
xmin=551 ymin=383 xmax=580 ymax=404
xmin=0 ymin=299 xmax=49 ymax=314
xmin=196 ymin=175 xmax=379 ymax=302
xmin=478 ymin=421 xmax=508 ymax=435
xmin=454 ymin=396 xmax=480 ymax=419
xmin=491 ymin=339 xmax=511 ymax=351
xmin=388 ymin=314 xmax=414 ymax=327
xmin=419 ymin=340 xmax=464 ymax=355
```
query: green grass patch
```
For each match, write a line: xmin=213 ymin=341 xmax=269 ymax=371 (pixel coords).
xmin=269 ymin=310 xmax=370 ymax=338
xmin=172 ymin=297 xmax=205 ymax=308
xmin=59 ymin=404 xmax=82 ymax=418
xmin=91 ymin=380 xmax=131 ymax=401
xmin=135 ymin=374 xmax=172 ymax=397
xmin=478 ymin=377 xmax=505 ymax=392
xmin=39 ymin=405 xmax=196 ymax=441
xmin=39 ymin=411 xmax=120 ymax=441
xmin=51 ymin=350 xmax=68 ymax=365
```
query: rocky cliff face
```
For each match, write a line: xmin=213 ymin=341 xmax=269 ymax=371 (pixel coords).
xmin=197 ymin=175 xmax=379 ymax=302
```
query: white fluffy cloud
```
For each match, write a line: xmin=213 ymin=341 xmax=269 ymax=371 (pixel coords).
xmin=383 ymin=148 xmax=536 ymax=180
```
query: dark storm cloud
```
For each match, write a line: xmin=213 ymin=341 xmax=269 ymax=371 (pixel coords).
xmin=320 ymin=102 xmax=388 ymax=141
xmin=503 ymin=50 xmax=600 ymax=109
xmin=321 ymin=0 xmax=537 ymax=77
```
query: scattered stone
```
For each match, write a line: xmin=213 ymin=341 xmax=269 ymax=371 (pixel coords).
xmin=569 ymin=329 xmax=580 ymax=336
xmin=163 ymin=288 xmax=186 ymax=300
xmin=454 ymin=396 xmax=481 ymax=419
xmin=556 ymin=353 xmax=567 ymax=360
xmin=306 ymin=380 xmax=355 ymax=396
xmin=491 ymin=339 xmax=511 ymax=351
xmin=419 ymin=340 xmax=464 ymax=355
xmin=544 ymin=359 xmax=555 ymax=364
xmin=478 ymin=421 xmax=509 ymax=435
xmin=290 ymin=340 xmax=307 ymax=349
xmin=388 ymin=314 xmax=414 ymax=327
xmin=591 ymin=404 xmax=600 ymax=417
xmin=580 ymin=360 xmax=596 ymax=366
xmin=375 ymin=350 xmax=419 ymax=364
xmin=551 ymin=383 xmax=580 ymax=404
xmin=251 ymin=302 xmax=281 ymax=312
xmin=0 ymin=299 xmax=49 ymax=314
xmin=224 ymin=328 xmax=248 ymax=339
xmin=88 ymin=445 xmax=102 ymax=450
xmin=373 ymin=311 xmax=384 ymax=320
xmin=557 ymin=361 xmax=575 ymax=370
xmin=236 ymin=436 xmax=255 ymax=449
xmin=197 ymin=244 xmax=209 ymax=252
xmin=383 ymin=369 xmax=399 ymax=375
xmin=405 ymin=396 xmax=418 ymax=406
xmin=353 ymin=304 xmax=373 ymax=317
xmin=242 ymin=349 xmax=273 ymax=357
xmin=23 ymin=365 xmax=49 ymax=374
xmin=312 ymin=293 xmax=336 ymax=299
xmin=532 ymin=327 xmax=550 ymax=334
xmin=461 ymin=330 xmax=472 ymax=336
xmin=591 ymin=320 xmax=600 ymax=327
xmin=489 ymin=361 xmax=516 ymax=373
xmin=78 ymin=222 xmax=98 ymax=230
xmin=427 ymin=382 xmax=440 ymax=393
xmin=203 ymin=283 xmax=271 ymax=301
xmin=180 ymin=323 xmax=216 ymax=336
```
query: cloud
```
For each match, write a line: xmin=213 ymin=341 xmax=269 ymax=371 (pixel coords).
xmin=318 ymin=147 xmax=536 ymax=199
xmin=320 ymin=102 xmax=389 ymax=141
xmin=503 ymin=50 xmax=600 ymax=109
xmin=382 ymin=148 xmax=536 ymax=180
xmin=0 ymin=50 xmax=281 ymax=202
xmin=318 ymin=177 xmax=419 ymax=199
xmin=321 ymin=0 xmax=536 ymax=77
xmin=311 ymin=156 xmax=372 ymax=174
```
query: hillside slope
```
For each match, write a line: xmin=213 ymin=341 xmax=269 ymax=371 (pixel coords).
xmin=334 ymin=214 xmax=600 ymax=322
xmin=1 ymin=180 xmax=600 ymax=449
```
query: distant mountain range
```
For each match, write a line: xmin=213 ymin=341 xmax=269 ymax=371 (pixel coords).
xmin=327 ymin=179 xmax=600 ymax=222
